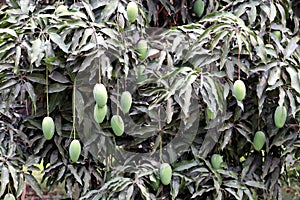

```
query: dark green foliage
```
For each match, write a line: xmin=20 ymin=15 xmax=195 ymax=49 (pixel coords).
xmin=0 ymin=0 xmax=299 ymax=199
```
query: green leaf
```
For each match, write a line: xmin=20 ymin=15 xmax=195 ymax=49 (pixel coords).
xmin=30 ymin=38 xmax=44 ymax=65
xmin=268 ymin=67 xmax=281 ymax=86
xmin=67 ymin=165 xmax=83 ymax=185
xmin=24 ymin=82 xmax=36 ymax=112
xmin=48 ymin=83 xmax=68 ymax=93
xmin=100 ymin=0 xmax=118 ymax=21
xmin=173 ymin=160 xmax=198 ymax=172
xmin=82 ymin=1 xmax=95 ymax=22
xmin=286 ymin=66 xmax=300 ymax=94
xmin=0 ymin=79 xmax=17 ymax=90
xmin=136 ymin=182 xmax=151 ymax=200
xmin=0 ymin=165 xmax=9 ymax=196
xmin=27 ymin=73 xmax=46 ymax=84
xmin=244 ymin=180 xmax=265 ymax=189
xmin=25 ymin=174 xmax=42 ymax=198
xmin=0 ymin=28 xmax=18 ymax=38
xmin=82 ymin=168 xmax=91 ymax=194
xmin=49 ymin=32 xmax=68 ymax=53
xmin=284 ymin=37 xmax=299 ymax=59
xmin=75 ymin=89 xmax=84 ymax=125
xmin=20 ymin=0 xmax=30 ymax=14
xmin=7 ymin=163 xmax=18 ymax=193
xmin=49 ymin=71 xmax=70 ymax=83
xmin=287 ymin=90 xmax=297 ymax=118
xmin=16 ymin=174 xmax=25 ymax=197
xmin=171 ymin=177 xmax=180 ymax=199
xmin=126 ymin=185 xmax=134 ymax=200
xmin=269 ymin=2 xmax=277 ymax=22
xmin=14 ymin=45 xmax=21 ymax=72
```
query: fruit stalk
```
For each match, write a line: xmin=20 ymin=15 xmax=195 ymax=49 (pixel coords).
xmin=238 ymin=43 xmax=241 ymax=80
xmin=72 ymin=78 xmax=76 ymax=139
xmin=46 ymin=64 xmax=49 ymax=116
xmin=117 ymin=79 xmax=120 ymax=116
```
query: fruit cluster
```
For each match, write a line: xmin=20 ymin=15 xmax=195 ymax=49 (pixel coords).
xmin=208 ymin=78 xmax=288 ymax=168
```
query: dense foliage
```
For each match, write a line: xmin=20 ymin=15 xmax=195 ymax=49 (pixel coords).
xmin=0 ymin=0 xmax=299 ymax=199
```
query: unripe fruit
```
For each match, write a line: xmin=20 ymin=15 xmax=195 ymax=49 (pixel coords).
xmin=56 ymin=5 xmax=68 ymax=13
xmin=93 ymin=83 xmax=108 ymax=107
xmin=137 ymin=40 xmax=148 ymax=60
xmin=159 ymin=163 xmax=172 ymax=185
xmin=120 ymin=91 xmax=132 ymax=114
xmin=127 ymin=1 xmax=138 ymax=23
xmin=69 ymin=139 xmax=81 ymax=163
xmin=94 ymin=104 xmax=107 ymax=123
xmin=194 ymin=0 xmax=204 ymax=17
xmin=42 ymin=116 xmax=55 ymax=140
xmin=233 ymin=80 xmax=246 ymax=101
xmin=4 ymin=194 xmax=16 ymax=200
xmin=253 ymin=131 xmax=266 ymax=151
xmin=274 ymin=106 xmax=287 ymax=128
xmin=206 ymin=108 xmax=215 ymax=120
xmin=111 ymin=115 xmax=124 ymax=136
xmin=272 ymin=30 xmax=282 ymax=41
xmin=211 ymin=154 xmax=223 ymax=170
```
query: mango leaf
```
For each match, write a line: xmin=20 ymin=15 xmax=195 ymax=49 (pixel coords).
xmin=82 ymin=1 xmax=95 ymax=22
xmin=0 ymin=79 xmax=17 ymax=90
xmin=30 ymin=38 xmax=44 ymax=66
xmin=284 ymin=37 xmax=299 ymax=59
xmin=286 ymin=66 xmax=300 ymax=94
xmin=0 ymin=28 xmax=18 ymax=38
xmin=7 ymin=163 xmax=18 ymax=193
xmin=49 ymin=71 xmax=70 ymax=83
xmin=0 ymin=165 xmax=9 ymax=196
xmin=27 ymin=73 xmax=46 ymax=84
xmin=269 ymin=2 xmax=277 ymax=22
xmin=171 ymin=177 xmax=180 ymax=199
xmin=75 ymin=89 xmax=84 ymax=125
xmin=48 ymin=83 xmax=68 ymax=93
xmin=24 ymin=82 xmax=36 ymax=112
xmin=25 ymin=173 xmax=43 ymax=198
xmin=67 ymin=165 xmax=83 ymax=185
xmin=126 ymin=185 xmax=134 ymax=200
xmin=100 ymin=0 xmax=118 ymax=21
xmin=49 ymin=32 xmax=68 ymax=53
xmin=16 ymin=174 xmax=25 ymax=197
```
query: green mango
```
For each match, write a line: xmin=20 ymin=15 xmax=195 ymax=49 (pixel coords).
xmin=55 ymin=5 xmax=68 ymax=13
xmin=211 ymin=154 xmax=223 ymax=170
xmin=42 ymin=116 xmax=55 ymax=140
xmin=274 ymin=106 xmax=287 ymax=128
xmin=160 ymin=163 xmax=172 ymax=185
xmin=120 ymin=91 xmax=132 ymax=114
xmin=94 ymin=104 xmax=107 ymax=123
xmin=233 ymin=80 xmax=246 ymax=101
xmin=69 ymin=139 xmax=81 ymax=163
xmin=137 ymin=40 xmax=148 ymax=60
xmin=272 ymin=30 xmax=282 ymax=41
xmin=194 ymin=0 xmax=204 ymax=17
xmin=253 ymin=131 xmax=266 ymax=151
xmin=4 ymin=194 xmax=16 ymax=200
xmin=111 ymin=115 xmax=124 ymax=136
xmin=93 ymin=83 xmax=108 ymax=107
xmin=127 ymin=1 xmax=138 ymax=23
